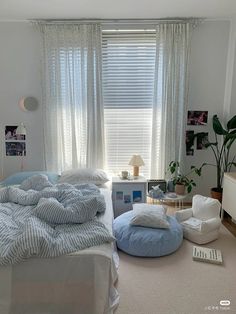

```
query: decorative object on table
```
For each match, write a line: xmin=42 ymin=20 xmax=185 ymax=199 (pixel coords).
xmin=186 ymin=130 xmax=195 ymax=156
xmin=148 ymin=185 xmax=164 ymax=199
xmin=147 ymin=179 xmax=166 ymax=193
xmin=120 ymin=170 xmax=129 ymax=180
xmin=5 ymin=124 xmax=26 ymax=157
xmin=187 ymin=110 xmax=208 ymax=126
xmin=192 ymin=246 xmax=223 ymax=265
xmin=175 ymin=194 xmax=221 ymax=244
xmin=167 ymin=161 xmax=204 ymax=194
xmin=128 ymin=154 xmax=145 ymax=178
xmin=18 ymin=96 xmax=38 ymax=112
xmin=197 ymin=114 xmax=236 ymax=202
xmin=167 ymin=180 xmax=175 ymax=192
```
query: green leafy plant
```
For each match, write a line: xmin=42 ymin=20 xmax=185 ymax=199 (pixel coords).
xmin=167 ymin=161 xmax=204 ymax=193
xmin=201 ymin=114 xmax=236 ymax=191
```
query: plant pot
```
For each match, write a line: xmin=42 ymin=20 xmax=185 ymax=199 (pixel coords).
xmin=175 ymin=184 xmax=185 ymax=195
xmin=211 ymin=188 xmax=223 ymax=203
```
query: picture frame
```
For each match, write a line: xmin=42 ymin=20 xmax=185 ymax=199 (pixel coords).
xmin=5 ymin=125 xmax=26 ymax=141
xmin=187 ymin=111 xmax=208 ymax=126
xmin=5 ymin=142 xmax=26 ymax=156
xmin=186 ymin=130 xmax=195 ymax=156
xmin=133 ymin=191 xmax=142 ymax=203
xmin=197 ymin=132 xmax=208 ymax=150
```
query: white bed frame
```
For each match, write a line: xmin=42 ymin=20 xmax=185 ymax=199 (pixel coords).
xmin=0 ymin=189 xmax=119 ymax=314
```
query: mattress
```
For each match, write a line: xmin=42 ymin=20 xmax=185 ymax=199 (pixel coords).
xmin=0 ymin=188 xmax=119 ymax=314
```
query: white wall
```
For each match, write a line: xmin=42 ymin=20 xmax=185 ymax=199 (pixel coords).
xmin=0 ymin=20 xmax=235 ymax=192
xmin=0 ymin=22 xmax=44 ymax=178
xmin=230 ymin=34 xmax=236 ymax=117
xmin=186 ymin=20 xmax=231 ymax=196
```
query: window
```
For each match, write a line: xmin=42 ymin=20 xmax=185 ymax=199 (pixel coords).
xmin=102 ymin=29 xmax=156 ymax=177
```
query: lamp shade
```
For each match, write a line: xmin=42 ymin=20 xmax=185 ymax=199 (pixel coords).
xmin=15 ymin=123 xmax=26 ymax=135
xmin=128 ymin=155 xmax=145 ymax=167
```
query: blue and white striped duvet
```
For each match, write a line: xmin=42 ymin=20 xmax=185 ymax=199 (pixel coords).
xmin=0 ymin=175 xmax=114 ymax=265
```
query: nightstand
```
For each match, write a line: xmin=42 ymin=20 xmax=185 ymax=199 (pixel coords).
xmin=112 ymin=176 xmax=147 ymax=217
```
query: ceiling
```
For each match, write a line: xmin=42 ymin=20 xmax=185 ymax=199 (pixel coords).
xmin=0 ymin=0 xmax=235 ymax=21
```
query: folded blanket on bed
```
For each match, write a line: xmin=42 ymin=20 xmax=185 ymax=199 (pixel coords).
xmin=0 ymin=175 xmax=114 ymax=265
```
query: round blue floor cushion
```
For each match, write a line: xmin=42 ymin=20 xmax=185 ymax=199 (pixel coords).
xmin=113 ymin=211 xmax=183 ymax=257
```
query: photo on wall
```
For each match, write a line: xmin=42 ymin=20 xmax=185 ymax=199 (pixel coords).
xmin=5 ymin=142 xmax=26 ymax=156
xmin=5 ymin=125 xmax=26 ymax=141
xmin=133 ymin=191 xmax=142 ymax=203
xmin=187 ymin=111 xmax=208 ymax=126
xmin=116 ymin=191 xmax=123 ymax=201
xmin=186 ymin=130 xmax=195 ymax=156
xmin=197 ymin=132 xmax=209 ymax=150
xmin=124 ymin=195 xmax=131 ymax=204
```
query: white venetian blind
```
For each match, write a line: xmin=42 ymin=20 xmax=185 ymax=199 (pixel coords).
xmin=102 ymin=29 xmax=156 ymax=177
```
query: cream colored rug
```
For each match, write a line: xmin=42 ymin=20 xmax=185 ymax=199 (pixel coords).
xmin=115 ymin=226 xmax=236 ymax=314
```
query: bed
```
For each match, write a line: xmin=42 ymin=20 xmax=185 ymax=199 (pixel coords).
xmin=0 ymin=176 xmax=119 ymax=314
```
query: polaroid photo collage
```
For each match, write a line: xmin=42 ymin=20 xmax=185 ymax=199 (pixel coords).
xmin=116 ymin=190 xmax=142 ymax=204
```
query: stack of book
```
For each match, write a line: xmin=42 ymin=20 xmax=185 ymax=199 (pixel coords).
xmin=192 ymin=246 xmax=223 ymax=265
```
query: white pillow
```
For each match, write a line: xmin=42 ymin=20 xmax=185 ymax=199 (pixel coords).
xmin=130 ymin=203 xmax=170 ymax=229
xmin=59 ymin=168 xmax=109 ymax=186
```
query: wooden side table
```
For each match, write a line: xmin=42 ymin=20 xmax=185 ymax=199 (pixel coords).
xmin=112 ymin=176 xmax=147 ymax=217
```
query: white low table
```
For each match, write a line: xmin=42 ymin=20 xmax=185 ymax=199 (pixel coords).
xmin=148 ymin=193 xmax=187 ymax=210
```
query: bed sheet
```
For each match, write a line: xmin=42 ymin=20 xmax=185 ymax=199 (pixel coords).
xmin=0 ymin=188 xmax=119 ymax=314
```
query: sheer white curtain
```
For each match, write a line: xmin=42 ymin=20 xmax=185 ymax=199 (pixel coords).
xmin=40 ymin=23 xmax=104 ymax=173
xmin=151 ymin=22 xmax=193 ymax=178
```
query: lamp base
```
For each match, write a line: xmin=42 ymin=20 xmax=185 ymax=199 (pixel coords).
xmin=133 ymin=166 xmax=139 ymax=177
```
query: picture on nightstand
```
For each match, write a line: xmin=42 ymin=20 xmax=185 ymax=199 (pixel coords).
xmin=124 ymin=195 xmax=131 ymax=203
xmin=133 ymin=191 xmax=142 ymax=202
xmin=116 ymin=191 xmax=123 ymax=201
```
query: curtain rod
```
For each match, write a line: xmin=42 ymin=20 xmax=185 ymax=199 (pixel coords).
xmin=32 ymin=18 xmax=203 ymax=25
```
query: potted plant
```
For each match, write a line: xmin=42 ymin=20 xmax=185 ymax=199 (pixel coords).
xmin=201 ymin=114 xmax=236 ymax=201
xmin=167 ymin=161 xmax=203 ymax=195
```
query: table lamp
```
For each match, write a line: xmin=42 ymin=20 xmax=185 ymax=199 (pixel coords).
xmin=128 ymin=154 xmax=145 ymax=178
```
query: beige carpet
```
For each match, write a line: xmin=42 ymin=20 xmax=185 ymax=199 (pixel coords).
xmin=115 ymin=226 xmax=236 ymax=314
